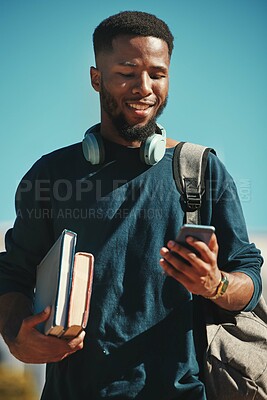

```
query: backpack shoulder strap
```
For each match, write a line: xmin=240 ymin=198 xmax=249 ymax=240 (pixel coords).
xmin=172 ymin=142 xmax=216 ymax=225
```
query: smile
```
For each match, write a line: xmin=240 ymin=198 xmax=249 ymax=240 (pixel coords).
xmin=127 ymin=103 xmax=151 ymax=110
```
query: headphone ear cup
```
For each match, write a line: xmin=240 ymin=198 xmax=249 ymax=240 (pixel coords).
xmin=140 ymin=134 xmax=166 ymax=165
xmin=140 ymin=124 xmax=166 ymax=165
xmin=82 ymin=131 xmax=105 ymax=164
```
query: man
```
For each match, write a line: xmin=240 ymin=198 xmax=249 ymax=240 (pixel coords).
xmin=0 ymin=11 xmax=263 ymax=400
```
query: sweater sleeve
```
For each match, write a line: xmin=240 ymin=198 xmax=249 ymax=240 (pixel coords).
xmin=202 ymin=154 xmax=263 ymax=311
xmin=0 ymin=157 xmax=54 ymax=299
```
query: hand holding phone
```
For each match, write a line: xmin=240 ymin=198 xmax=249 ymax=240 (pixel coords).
xmin=160 ymin=224 xmax=221 ymax=298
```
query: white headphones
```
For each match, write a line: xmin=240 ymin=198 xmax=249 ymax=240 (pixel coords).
xmin=82 ymin=123 xmax=166 ymax=165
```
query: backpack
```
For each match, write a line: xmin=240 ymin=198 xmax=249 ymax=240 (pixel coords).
xmin=172 ymin=141 xmax=267 ymax=400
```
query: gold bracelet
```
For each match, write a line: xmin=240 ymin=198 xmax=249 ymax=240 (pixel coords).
xmin=204 ymin=272 xmax=229 ymax=300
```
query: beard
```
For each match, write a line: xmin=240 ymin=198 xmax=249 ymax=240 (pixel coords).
xmin=100 ymin=83 xmax=168 ymax=142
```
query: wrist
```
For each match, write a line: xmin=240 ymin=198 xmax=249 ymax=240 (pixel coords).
xmin=203 ymin=272 xmax=229 ymax=300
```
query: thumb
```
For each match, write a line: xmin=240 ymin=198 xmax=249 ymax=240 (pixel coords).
xmin=24 ymin=306 xmax=51 ymax=329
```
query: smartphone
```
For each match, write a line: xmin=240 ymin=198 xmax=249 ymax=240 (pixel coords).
xmin=175 ymin=224 xmax=215 ymax=249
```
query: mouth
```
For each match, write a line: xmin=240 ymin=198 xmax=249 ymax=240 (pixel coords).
xmin=125 ymin=101 xmax=156 ymax=118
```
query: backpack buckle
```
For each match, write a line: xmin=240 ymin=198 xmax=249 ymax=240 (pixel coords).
xmin=183 ymin=178 xmax=202 ymax=211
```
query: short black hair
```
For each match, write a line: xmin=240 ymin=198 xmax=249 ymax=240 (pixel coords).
xmin=93 ymin=11 xmax=174 ymax=59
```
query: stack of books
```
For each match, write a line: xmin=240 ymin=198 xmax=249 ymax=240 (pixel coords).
xmin=34 ymin=230 xmax=94 ymax=339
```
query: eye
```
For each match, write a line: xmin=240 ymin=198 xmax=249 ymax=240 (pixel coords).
xmin=150 ymin=74 xmax=166 ymax=80
xmin=118 ymin=72 xmax=135 ymax=78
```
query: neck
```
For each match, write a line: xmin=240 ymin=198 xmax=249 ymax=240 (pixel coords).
xmin=100 ymin=115 xmax=142 ymax=148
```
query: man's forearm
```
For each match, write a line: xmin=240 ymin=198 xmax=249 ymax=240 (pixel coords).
xmin=211 ymin=272 xmax=254 ymax=311
xmin=0 ymin=292 xmax=33 ymax=344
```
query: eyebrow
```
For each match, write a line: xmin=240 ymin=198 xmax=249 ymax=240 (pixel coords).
xmin=117 ymin=61 xmax=168 ymax=72
xmin=118 ymin=62 xmax=137 ymax=67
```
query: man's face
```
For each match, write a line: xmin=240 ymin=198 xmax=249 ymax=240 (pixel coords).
xmin=91 ymin=35 xmax=170 ymax=142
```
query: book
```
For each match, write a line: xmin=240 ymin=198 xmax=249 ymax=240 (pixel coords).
xmin=62 ymin=252 xmax=94 ymax=339
xmin=34 ymin=229 xmax=94 ymax=338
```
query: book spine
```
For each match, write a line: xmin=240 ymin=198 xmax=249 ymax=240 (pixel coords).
xmin=52 ymin=230 xmax=77 ymax=329
xmin=82 ymin=255 xmax=94 ymax=328
xmin=63 ymin=232 xmax=77 ymax=329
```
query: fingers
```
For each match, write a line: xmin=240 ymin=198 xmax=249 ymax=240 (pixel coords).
xmin=207 ymin=233 xmax=219 ymax=253
xmin=13 ymin=327 xmax=86 ymax=364
xmin=159 ymin=233 xmax=221 ymax=296
xmin=47 ymin=330 xmax=86 ymax=362
xmin=159 ymin=254 xmax=194 ymax=286
xmin=47 ymin=332 xmax=85 ymax=363
xmin=21 ymin=306 xmax=51 ymax=330
xmin=67 ymin=330 xmax=85 ymax=351
xmin=163 ymin=234 xmax=218 ymax=269
xmin=160 ymin=241 xmax=206 ymax=276
xmin=186 ymin=234 xmax=218 ymax=266
xmin=43 ymin=330 xmax=86 ymax=362
xmin=12 ymin=308 xmax=86 ymax=363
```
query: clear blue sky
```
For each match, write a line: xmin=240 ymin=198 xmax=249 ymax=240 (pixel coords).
xmin=1 ymin=0 xmax=266 ymax=232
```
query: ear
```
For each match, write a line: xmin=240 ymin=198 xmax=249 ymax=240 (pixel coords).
xmin=90 ymin=66 xmax=101 ymax=92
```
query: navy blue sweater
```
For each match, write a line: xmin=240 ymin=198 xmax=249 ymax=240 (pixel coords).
xmin=0 ymin=139 xmax=263 ymax=399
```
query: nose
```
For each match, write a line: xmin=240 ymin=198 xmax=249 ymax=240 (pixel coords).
xmin=132 ymin=72 xmax=153 ymax=97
